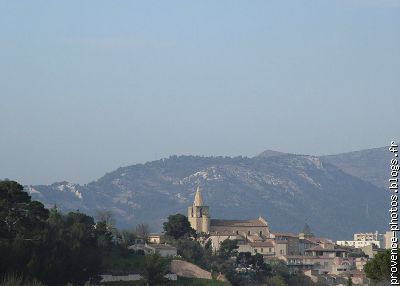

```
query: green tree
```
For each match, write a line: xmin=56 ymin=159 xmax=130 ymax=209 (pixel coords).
xmin=63 ymin=211 xmax=102 ymax=285
xmin=0 ymin=181 xmax=103 ymax=286
xmin=252 ymin=253 xmax=269 ymax=271
xmin=0 ymin=180 xmax=49 ymax=283
xmin=140 ymin=253 xmax=169 ymax=286
xmin=163 ymin=214 xmax=194 ymax=239
xmin=117 ymin=230 xmax=136 ymax=248
xmin=269 ymin=258 xmax=290 ymax=280
xmin=0 ymin=180 xmax=49 ymax=239
xmin=95 ymin=220 xmax=114 ymax=250
xmin=219 ymin=239 xmax=239 ymax=258
xmin=175 ymin=239 xmax=208 ymax=267
xmin=364 ymin=250 xmax=392 ymax=282
xmin=347 ymin=276 xmax=353 ymax=286
xmin=236 ymin=251 xmax=252 ymax=267
xmin=268 ymin=275 xmax=285 ymax=286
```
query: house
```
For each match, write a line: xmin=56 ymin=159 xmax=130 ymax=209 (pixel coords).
xmin=272 ymin=232 xmax=300 ymax=255
xmin=384 ymin=230 xmax=395 ymax=249
xmin=360 ymin=244 xmax=386 ymax=258
xmin=304 ymin=245 xmax=348 ymax=258
xmin=148 ymin=233 xmax=162 ymax=244
xmin=249 ymin=241 xmax=275 ymax=256
xmin=337 ymin=231 xmax=384 ymax=249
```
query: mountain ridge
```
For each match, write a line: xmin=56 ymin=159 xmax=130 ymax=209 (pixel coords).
xmin=26 ymin=147 xmax=389 ymax=240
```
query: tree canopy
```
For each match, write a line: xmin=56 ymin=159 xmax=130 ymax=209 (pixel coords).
xmin=163 ymin=213 xmax=194 ymax=239
xmin=364 ymin=249 xmax=397 ymax=282
xmin=140 ymin=253 xmax=169 ymax=285
xmin=219 ymin=239 xmax=239 ymax=258
xmin=0 ymin=180 xmax=103 ymax=285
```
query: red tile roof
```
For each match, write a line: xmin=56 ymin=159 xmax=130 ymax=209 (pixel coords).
xmin=305 ymin=246 xmax=347 ymax=252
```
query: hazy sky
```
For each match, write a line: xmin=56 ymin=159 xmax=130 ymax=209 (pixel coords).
xmin=0 ymin=0 xmax=399 ymax=185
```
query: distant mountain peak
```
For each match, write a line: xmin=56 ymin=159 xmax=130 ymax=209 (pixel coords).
xmin=256 ymin=150 xmax=287 ymax=158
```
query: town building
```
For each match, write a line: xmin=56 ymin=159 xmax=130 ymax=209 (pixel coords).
xmin=186 ymin=186 xmax=368 ymax=280
xmin=360 ymin=244 xmax=386 ymax=259
xmin=353 ymin=231 xmax=383 ymax=242
xmin=188 ymin=186 xmax=270 ymax=250
xmin=148 ymin=233 xmax=162 ymax=244
xmin=384 ymin=230 xmax=395 ymax=249
xmin=336 ymin=240 xmax=381 ymax=248
xmin=336 ymin=230 xmax=384 ymax=248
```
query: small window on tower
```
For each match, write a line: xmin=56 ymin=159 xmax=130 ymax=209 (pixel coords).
xmin=199 ymin=208 xmax=203 ymax=217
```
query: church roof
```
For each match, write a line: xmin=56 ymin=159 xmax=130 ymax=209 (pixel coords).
xmin=193 ymin=185 xmax=204 ymax=206
xmin=210 ymin=218 xmax=268 ymax=227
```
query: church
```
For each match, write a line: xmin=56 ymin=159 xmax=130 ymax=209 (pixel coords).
xmin=186 ymin=187 xmax=353 ymax=277
xmin=188 ymin=186 xmax=271 ymax=250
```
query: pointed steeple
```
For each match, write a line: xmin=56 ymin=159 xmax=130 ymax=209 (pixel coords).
xmin=303 ymin=223 xmax=312 ymax=235
xmin=193 ymin=185 xmax=204 ymax=206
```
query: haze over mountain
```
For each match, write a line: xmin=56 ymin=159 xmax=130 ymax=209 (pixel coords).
xmin=25 ymin=147 xmax=390 ymax=240
xmin=322 ymin=146 xmax=390 ymax=189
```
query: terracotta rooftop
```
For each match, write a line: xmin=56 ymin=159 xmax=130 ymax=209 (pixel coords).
xmin=275 ymin=240 xmax=288 ymax=244
xmin=305 ymin=246 xmax=347 ymax=252
xmin=211 ymin=218 xmax=268 ymax=227
xmin=273 ymin=232 xmax=298 ymax=238
xmin=300 ymin=238 xmax=319 ymax=244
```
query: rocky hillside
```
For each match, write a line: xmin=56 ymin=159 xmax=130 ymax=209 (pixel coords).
xmin=322 ymin=146 xmax=390 ymax=189
xmin=27 ymin=150 xmax=388 ymax=240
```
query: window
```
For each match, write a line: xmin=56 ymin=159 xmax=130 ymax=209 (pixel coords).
xmin=199 ymin=208 xmax=203 ymax=217
xmin=261 ymin=248 xmax=263 ymax=252
xmin=236 ymin=230 xmax=239 ymax=234
xmin=260 ymin=231 xmax=263 ymax=236
xmin=248 ymin=231 xmax=251 ymax=235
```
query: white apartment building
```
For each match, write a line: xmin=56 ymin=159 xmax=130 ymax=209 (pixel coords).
xmin=353 ymin=231 xmax=383 ymax=242
xmin=337 ymin=231 xmax=384 ymax=249
xmin=336 ymin=240 xmax=381 ymax=248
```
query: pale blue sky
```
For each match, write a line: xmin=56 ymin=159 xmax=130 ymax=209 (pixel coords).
xmin=0 ymin=0 xmax=399 ymax=185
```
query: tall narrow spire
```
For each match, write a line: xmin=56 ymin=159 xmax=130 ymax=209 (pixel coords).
xmin=193 ymin=185 xmax=204 ymax=206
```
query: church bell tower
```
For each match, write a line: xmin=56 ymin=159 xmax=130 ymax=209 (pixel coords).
xmin=188 ymin=186 xmax=210 ymax=233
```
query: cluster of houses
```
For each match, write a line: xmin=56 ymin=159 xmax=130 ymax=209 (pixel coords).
xmin=187 ymin=186 xmax=391 ymax=285
xmin=127 ymin=187 xmax=392 ymax=286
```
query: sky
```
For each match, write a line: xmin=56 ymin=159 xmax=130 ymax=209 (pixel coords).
xmin=0 ymin=0 xmax=399 ymax=185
